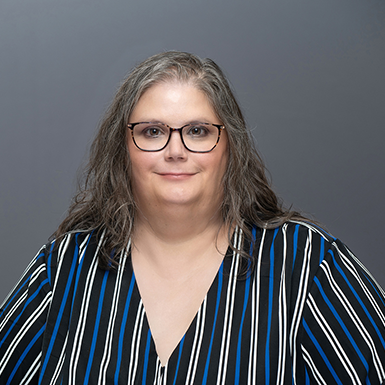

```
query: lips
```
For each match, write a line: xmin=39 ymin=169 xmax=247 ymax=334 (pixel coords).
xmin=159 ymin=172 xmax=194 ymax=175
xmin=156 ymin=172 xmax=196 ymax=179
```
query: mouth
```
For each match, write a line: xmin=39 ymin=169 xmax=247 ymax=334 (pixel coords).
xmin=156 ymin=172 xmax=196 ymax=179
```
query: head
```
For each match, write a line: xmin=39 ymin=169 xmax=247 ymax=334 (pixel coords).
xmin=91 ymin=51 xmax=265 ymax=221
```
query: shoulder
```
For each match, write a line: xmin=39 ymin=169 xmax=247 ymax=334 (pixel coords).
xmin=278 ymin=223 xmax=385 ymax=383
xmin=47 ymin=229 xmax=101 ymax=259
xmin=259 ymin=220 xmax=337 ymax=245
xmin=249 ymin=222 xmax=385 ymax=383
xmin=249 ymin=220 xmax=336 ymax=270
xmin=248 ymin=220 xmax=384 ymax=314
xmin=253 ymin=220 xmax=383 ymax=291
xmin=43 ymin=229 xmax=104 ymax=288
xmin=281 ymin=220 xmax=383 ymax=294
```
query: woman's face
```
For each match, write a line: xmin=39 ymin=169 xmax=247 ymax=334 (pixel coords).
xmin=127 ymin=81 xmax=228 ymax=215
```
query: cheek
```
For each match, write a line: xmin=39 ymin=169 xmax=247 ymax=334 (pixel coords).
xmin=205 ymin=154 xmax=228 ymax=186
xmin=215 ymin=149 xmax=229 ymax=178
xmin=128 ymin=151 xmax=145 ymax=191
xmin=130 ymin=152 xmax=157 ymax=183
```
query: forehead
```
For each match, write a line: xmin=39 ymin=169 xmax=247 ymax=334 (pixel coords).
xmin=130 ymin=81 xmax=220 ymax=125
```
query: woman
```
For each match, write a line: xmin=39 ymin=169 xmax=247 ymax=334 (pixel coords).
xmin=0 ymin=51 xmax=384 ymax=384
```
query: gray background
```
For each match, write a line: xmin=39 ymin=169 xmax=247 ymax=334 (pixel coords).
xmin=1 ymin=0 xmax=384 ymax=299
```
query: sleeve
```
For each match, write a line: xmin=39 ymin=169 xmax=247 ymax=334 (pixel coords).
xmin=298 ymin=238 xmax=385 ymax=385
xmin=0 ymin=245 xmax=53 ymax=384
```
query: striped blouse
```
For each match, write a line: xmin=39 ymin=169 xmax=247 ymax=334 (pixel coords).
xmin=0 ymin=221 xmax=384 ymax=384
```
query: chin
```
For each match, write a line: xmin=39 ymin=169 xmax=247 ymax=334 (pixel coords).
xmin=156 ymin=189 xmax=202 ymax=207
xmin=161 ymin=195 xmax=198 ymax=207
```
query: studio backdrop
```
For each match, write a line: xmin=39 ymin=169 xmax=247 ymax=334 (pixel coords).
xmin=1 ymin=0 xmax=384 ymax=299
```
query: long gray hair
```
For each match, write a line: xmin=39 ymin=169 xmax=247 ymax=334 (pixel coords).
xmin=54 ymin=51 xmax=302 ymax=268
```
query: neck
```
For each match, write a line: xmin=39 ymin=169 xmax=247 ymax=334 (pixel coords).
xmin=131 ymin=203 xmax=229 ymax=276
xmin=135 ymin=202 xmax=223 ymax=243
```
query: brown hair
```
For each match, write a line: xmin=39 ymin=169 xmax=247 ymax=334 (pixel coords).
xmin=53 ymin=51 xmax=304 ymax=269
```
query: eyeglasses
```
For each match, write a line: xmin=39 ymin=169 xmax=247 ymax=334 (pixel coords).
xmin=127 ymin=122 xmax=225 ymax=153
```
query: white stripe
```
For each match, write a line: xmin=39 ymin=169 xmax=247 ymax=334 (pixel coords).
xmin=184 ymin=304 xmax=201 ymax=384
xmin=248 ymin=267 xmax=256 ymax=385
xmin=288 ymin=220 xmax=332 ymax=242
xmin=77 ymin=233 xmax=94 ymax=265
xmin=290 ymin=229 xmax=312 ymax=384
xmin=51 ymin=233 xmax=73 ymax=294
xmin=307 ymin=293 xmax=360 ymax=385
xmin=0 ymin=262 xmax=47 ymax=331
xmin=0 ymin=291 xmax=28 ymax=331
xmin=248 ymin=228 xmax=265 ymax=385
xmin=152 ymin=359 xmax=161 ymax=385
xmin=48 ymin=333 xmax=68 ymax=385
xmin=276 ymin=224 xmax=288 ymax=385
xmin=301 ymin=345 xmax=327 ymax=385
xmin=216 ymin=227 xmax=241 ymax=385
xmin=28 ymin=264 xmax=47 ymax=286
xmin=186 ymin=295 xmax=207 ymax=385
xmin=0 ymin=291 xmax=51 ymax=372
xmin=99 ymin=242 xmax=130 ymax=385
xmin=335 ymin=243 xmax=385 ymax=328
xmin=68 ymin=234 xmax=102 ymax=385
xmin=128 ymin=301 xmax=146 ymax=384
xmin=162 ymin=361 xmax=168 ymax=385
xmin=320 ymin=261 xmax=385 ymax=380
xmin=45 ymin=237 xmax=77 ymax=385
xmin=0 ymin=245 xmax=46 ymax=310
xmin=19 ymin=351 xmax=42 ymax=385
xmin=347 ymin=247 xmax=385 ymax=298
xmin=47 ymin=234 xmax=95 ymax=385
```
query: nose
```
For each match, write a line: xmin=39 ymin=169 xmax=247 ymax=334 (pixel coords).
xmin=164 ymin=130 xmax=187 ymax=160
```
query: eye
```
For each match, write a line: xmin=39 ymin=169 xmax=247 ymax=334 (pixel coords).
xmin=142 ymin=124 xmax=167 ymax=138
xmin=186 ymin=125 xmax=209 ymax=137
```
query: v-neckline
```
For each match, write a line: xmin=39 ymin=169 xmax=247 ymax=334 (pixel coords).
xmin=130 ymin=246 xmax=230 ymax=367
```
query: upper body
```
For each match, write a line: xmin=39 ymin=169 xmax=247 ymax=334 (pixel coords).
xmin=1 ymin=51 xmax=384 ymax=384
xmin=1 ymin=221 xmax=384 ymax=384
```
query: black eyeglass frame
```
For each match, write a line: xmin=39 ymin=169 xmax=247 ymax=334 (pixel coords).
xmin=127 ymin=122 xmax=225 ymax=153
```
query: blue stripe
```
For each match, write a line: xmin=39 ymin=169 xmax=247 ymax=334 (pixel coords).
xmin=313 ymin=275 xmax=370 ymax=372
xmin=202 ymin=262 xmax=224 ymax=385
xmin=292 ymin=225 xmax=299 ymax=271
xmin=265 ymin=227 xmax=279 ymax=385
xmin=305 ymin=367 xmax=310 ymax=385
xmin=114 ymin=273 xmax=135 ymax=385
xmin=329 ymin=250 xmax=385 ymax=349
xmin=36 ymin=251 xmax=45 ymax=261
xmin=235 ymin=271 xmax=251 ymax=385
xmin=38 ymin=234 xmax=81 ymax=383
xmin=319 ymin=237 xmax=325 ymax=265
xmin=83 ymin=269 xmax=109 ymax=385
xmin=69 ymin=234 xmax=92 ymax=323
xmin=6 ymin=324 xmax=45 ymax=385
xmin=0 ymin=251 xmax=45 ymax=318
xmin=234 ymin=226 xmax=256 ymax=385
xmin=141 ymin=329 xmax=152 ymax=385
xmin=0 ymin=277 xmax=30 ymax=319
xmin=249 ymin=225 xmax=257 ymax=255
xmin=303 ymin=319 xmax=343 ymax=385
xmin=47 ymin=241 xmax=55 ymax=287
xmin=172 ymin=335 xmax=185 ymax=385
xmin=0 ymin=278 xmax=49 ymax=349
